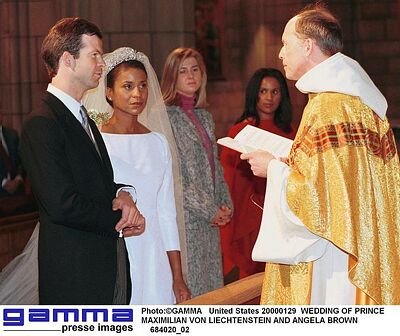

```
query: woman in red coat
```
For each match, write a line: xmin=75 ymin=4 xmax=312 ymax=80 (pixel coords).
xmin=220 ymin=68 xmax=297 ymax=282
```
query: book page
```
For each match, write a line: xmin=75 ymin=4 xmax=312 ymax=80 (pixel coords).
xmin=216 ymin=137 xmax=255 ymax=154
xmin=218 ymin=125 xmax=293 ymax=157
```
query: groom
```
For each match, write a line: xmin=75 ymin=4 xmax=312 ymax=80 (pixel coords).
xmin=20 ymin=17 xmax=145 ymax=304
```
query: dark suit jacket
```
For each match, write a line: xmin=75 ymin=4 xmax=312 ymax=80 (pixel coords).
xmin=20 ymin=92 xmax=126 ymax=304
xmin=0 ymin=126 xmax=23 ymax=196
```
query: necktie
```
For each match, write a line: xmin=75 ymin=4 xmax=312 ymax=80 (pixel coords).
xmin=80 ymin=106 xmax=92 ymax=138
xmin=80 ymin=106 xmax=101 ymax=157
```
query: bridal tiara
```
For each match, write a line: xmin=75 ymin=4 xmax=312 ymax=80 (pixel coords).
xmin=104 ymin=47 xmax=147 ymax=75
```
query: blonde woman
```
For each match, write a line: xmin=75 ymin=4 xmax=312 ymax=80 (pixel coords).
xmin=161 ymin=48 xmax=232 ymax=297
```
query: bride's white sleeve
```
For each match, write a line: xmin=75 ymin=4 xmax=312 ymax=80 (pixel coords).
xmin=252 ymin=159 xmax=328 ymax=265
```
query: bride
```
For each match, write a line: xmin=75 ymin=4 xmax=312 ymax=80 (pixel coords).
xmin=84 ymin=47 xmax=190 ymax=304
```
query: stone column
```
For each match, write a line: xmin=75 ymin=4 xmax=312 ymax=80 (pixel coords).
xmin=0 ymin=0 xmax=60 ymax=131
xmin=0 ymin=0 xmax=196 ymax=130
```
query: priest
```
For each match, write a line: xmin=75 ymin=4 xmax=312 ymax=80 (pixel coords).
xmin=241 ymin=3 xmax=400 ymax=304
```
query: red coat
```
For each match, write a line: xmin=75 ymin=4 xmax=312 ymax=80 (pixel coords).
xmin=220 ymin=118 xmax=296 ymax=279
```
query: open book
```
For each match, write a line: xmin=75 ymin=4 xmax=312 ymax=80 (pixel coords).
xmin=217 ymin=125 xmax=293 ymax=158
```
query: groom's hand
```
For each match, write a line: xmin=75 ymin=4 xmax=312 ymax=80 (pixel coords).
xmin=113 ymin=191 xmax=145 ymax=235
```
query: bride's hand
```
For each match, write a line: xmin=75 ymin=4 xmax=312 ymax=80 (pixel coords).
xmin=122 ymin=220 xmax=145 ymax=237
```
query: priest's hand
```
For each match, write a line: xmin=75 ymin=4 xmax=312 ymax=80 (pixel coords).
xmin=279 ymin=157 xmax=289 ymax=165
xmin=240 ymin=150 xmax=276 ymax=178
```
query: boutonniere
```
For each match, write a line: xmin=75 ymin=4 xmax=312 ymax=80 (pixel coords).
xmin=87 ymin=109 xmax=112 ymax=126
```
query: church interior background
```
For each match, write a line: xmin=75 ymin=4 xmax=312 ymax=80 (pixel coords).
xmin=0 ymin=0 xmax=399 ymax=144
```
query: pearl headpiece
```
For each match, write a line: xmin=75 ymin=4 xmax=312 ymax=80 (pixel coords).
xmin=104 ymin=47 xmax=147 ymax=75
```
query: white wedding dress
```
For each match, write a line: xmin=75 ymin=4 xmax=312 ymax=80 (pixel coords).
xmin=102 ymin=131 xmax=180 ymax=304
xmin=0 ymin=224 xmax=39 ymax=304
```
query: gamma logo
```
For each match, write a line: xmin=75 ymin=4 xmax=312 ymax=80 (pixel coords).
xmin=1 ymin=307 xmax=134 ymax=335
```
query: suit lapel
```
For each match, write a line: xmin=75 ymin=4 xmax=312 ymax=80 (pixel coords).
xmin=43 ymin=93 xmax=108 ymax=171
xmin=3 ymin=128 xmax=12 ymax=151
xmin=89 ymin=118 xmax=114 ymax=180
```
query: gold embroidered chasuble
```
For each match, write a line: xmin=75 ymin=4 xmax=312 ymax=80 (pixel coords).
xmin=260 ymin=92 xmax=400 ymax=304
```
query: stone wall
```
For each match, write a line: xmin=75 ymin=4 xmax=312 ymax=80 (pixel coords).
xmin=0 ymin=0 xmax=195 ymax=132
xmin=209 ymin=0 xmax=400 ymax=138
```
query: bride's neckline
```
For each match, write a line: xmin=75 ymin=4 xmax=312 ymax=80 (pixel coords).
xmin=99 ymin=122 xmax=151 ymax=135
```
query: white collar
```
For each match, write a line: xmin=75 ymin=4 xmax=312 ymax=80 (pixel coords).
xmin=47 ymin=84 xmax=83 ymax=123
xmin=296 ymin=52 xmax=387 ymax=119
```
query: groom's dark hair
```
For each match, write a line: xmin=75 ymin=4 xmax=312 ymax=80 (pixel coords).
xmin=41 ymin=17 xmax=102 ymax=78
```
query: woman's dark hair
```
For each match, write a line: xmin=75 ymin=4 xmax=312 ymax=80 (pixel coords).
xmin=106 ymin=60 xmax=147 ymax=107
xmin=236 ymin=68 xmax=292 ymax=133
